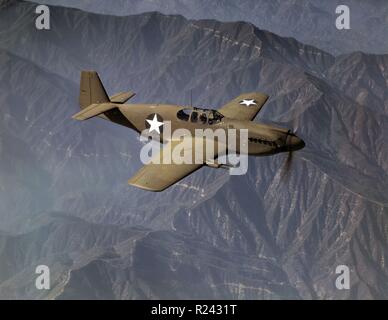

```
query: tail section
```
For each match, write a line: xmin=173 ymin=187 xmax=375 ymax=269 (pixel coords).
xmin=75 ymin=71 xmax=135 ymax=121
xmin=79 ymin=71 xmax=110 ymax=109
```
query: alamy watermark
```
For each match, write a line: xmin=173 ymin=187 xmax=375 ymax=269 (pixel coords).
xmin=139 ymin=121 xmax=249 ymax=175
xmin=35 ymin=265 xmax=50 ymax=290
xmin=335 ymin=5 xmax=350 ymax=30
xmin=335 ymin=265 xmax=350 ymax=290
xmin=35 ymin=5 xmax=50 ymax=30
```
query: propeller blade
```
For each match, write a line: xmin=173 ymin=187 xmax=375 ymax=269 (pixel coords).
xmin=280 ymin=151 xmax=293 ymax=181
xmin=289 ymin=107 xmax=299 ymax=134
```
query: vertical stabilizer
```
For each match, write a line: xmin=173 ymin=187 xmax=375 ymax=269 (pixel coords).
xmin=79 ymin=71 xmax=109 ymax=109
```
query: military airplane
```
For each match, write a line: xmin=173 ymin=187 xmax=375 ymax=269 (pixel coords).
xmin=72 ymin=71 xmax=305 ymax=191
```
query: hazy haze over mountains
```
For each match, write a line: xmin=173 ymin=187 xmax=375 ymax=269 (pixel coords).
xmin=25 ymin=0 xmax=388 ymax=55
xmin=0 ymin=0 xmax=387 ymax=299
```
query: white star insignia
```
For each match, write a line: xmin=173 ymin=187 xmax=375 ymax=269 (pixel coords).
xmin=239 ymin=99 xmax=257 ymax=107
xmin=146 ymin=114 xmax=164 ymax=134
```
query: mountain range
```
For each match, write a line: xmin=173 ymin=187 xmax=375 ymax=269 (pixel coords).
xmin=25 ymin=0 xmax=388 ymax=55
xmin=0 ymin=0 xmax=387 ymax=299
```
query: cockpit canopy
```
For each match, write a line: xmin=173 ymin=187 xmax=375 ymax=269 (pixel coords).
xmin=177 ymin=108 xmax=224 ymax=125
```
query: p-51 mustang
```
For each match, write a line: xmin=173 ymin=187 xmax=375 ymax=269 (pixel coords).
xmin=72 ymin=71 xmax=305 ymax=191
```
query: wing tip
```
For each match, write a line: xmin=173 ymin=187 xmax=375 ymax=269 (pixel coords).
xmin=240 ymin=92 xmax=269 ymax=100
xmin=128 ymin=179 xmax=167 ymax=192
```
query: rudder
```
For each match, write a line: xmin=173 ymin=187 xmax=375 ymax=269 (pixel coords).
xmin=79 ymin=71 xmax=109 ymax=109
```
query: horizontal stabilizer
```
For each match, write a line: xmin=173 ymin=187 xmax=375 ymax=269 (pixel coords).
xmin=110 ymin=91 xmax=135 ymax=104
xmin=72 ymin=103 xmax=115 ymax=121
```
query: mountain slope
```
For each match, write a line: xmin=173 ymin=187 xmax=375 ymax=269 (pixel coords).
xmin=24 ymin=0 xmax=388 ymax=55
xmin=0 ymin=0 xmax=387 ymax=299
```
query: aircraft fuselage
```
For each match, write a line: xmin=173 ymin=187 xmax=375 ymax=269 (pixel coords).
xmin=101 ymin=103 xmax=305 ymax=156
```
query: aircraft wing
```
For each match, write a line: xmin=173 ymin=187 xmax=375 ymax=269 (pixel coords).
xmin=219 ymin=92 xmax=269 ymax=121
xmin=129 ymin=139 xmax=208 ymax=192
xmin=129 ymin=162 xmax=202 ymax=192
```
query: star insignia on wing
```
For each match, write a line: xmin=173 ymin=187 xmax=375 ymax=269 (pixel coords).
xmin=239 ymin=99 xmax=257 ymax=107
xmin=146 ymin=114 xmax=164 ymax=134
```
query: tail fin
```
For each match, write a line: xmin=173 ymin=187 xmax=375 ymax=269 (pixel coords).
xmin=74 ymin=71 xmax=136 ymax=122
xmin=79 ymin=71 xmax=110 ymax=109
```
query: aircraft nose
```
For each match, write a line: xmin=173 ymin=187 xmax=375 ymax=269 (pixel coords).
xmin=287 ymin=134 xmax=305 ymax=151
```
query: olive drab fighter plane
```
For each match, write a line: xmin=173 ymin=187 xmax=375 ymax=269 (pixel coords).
xmin=72 ymin=71 xmax=305 ymax=191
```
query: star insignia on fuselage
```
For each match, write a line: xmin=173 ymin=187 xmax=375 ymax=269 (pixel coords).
xmin=146 ymin=114 xmax=164 ymax=134
xmin=239 ymin=99 xmax=257 ymax=107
